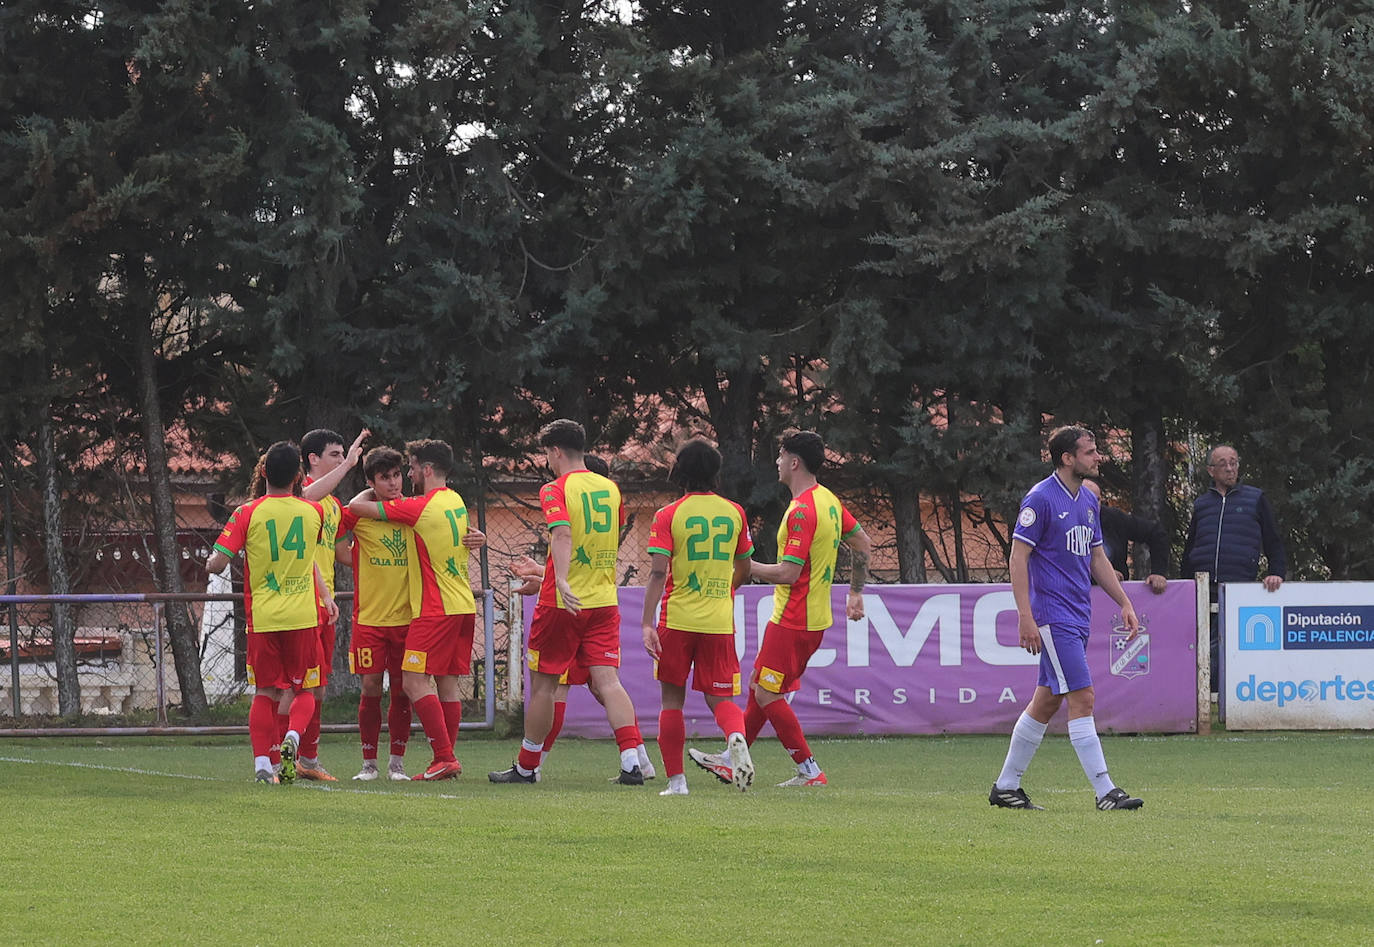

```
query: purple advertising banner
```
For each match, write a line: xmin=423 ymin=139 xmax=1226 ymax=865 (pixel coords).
xmin=524 ymin=582 xmax=1199 ymax=737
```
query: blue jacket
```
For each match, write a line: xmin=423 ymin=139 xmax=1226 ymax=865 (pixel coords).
xmin=1181 ymin=484 xmax=1286 ymax=583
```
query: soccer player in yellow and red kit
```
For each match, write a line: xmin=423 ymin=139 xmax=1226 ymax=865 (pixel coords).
xmin=338 ymin=447 xmax=414 ymax=781
xmin=690 ymin=430 xmax=870 ymax=787
xmin=532 ymin=454 xmax=655 ymax=778
xmin=291 ymin=427 xmax=367 ymax=781
xmin=641 ymin=437 xmax=755 ymax=796
xmin=348 ymin=439 xmax=485 ymax=781
xmin=490 ymin=419 xmax=645 ymax=785
xmin=206 ymin=441 xmax=338 ymax=784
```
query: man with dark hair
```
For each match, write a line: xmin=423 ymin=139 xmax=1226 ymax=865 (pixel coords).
xmin=989 ymin=426 xmax=1144 ymax=811
xmin=490 ymin=420 xmax=646 ymax=785
xmin=1081 ymin=479 xmax=1168 ymax=594
xmin=691 ymin=429 xmax=871 ymax=788
xmin=288 ymin=428 xmax=367 ymax=781
xmin=1181 ymin=444 xmax=1286 ymax=691
xmin=337 ymin=447 xmax=414 ymax=781
xmin=348 ymin=438 xmax=484 ymax=781
xmin=535 ymin=454 xmax=656 ymax=778
xmin=207 ymin=441 xmax=337 ymax=784
xmin=642 ymin=437 xmax=755 ymax=795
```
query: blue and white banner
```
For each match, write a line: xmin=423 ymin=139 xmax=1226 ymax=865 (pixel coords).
xmin=1221 ymin=582 xmax=1374 ymax=729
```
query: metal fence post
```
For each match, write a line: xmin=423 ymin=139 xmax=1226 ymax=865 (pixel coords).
xmin=153 ymin=601 xmax=168 ymax=728
xmin=483 ymin=589 xmax=495 ymax=727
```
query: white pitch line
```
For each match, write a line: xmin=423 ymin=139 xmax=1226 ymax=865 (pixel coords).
xmin=0 ymin=755 xmax=462 ymax=797
xmin=0 ymin=756 xmax=221 ymax=781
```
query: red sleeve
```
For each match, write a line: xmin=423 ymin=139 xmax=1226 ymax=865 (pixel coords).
xmin=212 ymin=500 xmax=254 ymax=558
xmin=840 ymin=503 xmax=859 ymax=538
xmin=541 ymin=478 xmax=570 ymax=529
xmin=338 ymin=507 xmax=358 ymax=535
xmin=307 ymin=499 xmax=326 ymax=542
xmin=380 ymin=494 xmax=428 ymax=526
xmin=780 ymin=499 xmax=817 ymax=565
xmin=646 ymin=503 xmax=675 ymax=556
xmin=733 ymin=502 xmax=755 ymax=557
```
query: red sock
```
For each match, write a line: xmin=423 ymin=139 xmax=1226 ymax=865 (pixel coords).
xmin=744 ymin=690 xmax=767 ymax=745
xmin=517 ymin=741 xmax=543 ymax=772
xmin=613 ymin=724 xmax=642 ymax=754
xmin=543 ymin=700 xmax=568 ymax=757
xmin=387 ymin=690 xmax=412 ymax=757
xmin=713 ymin=700 xmax=745 ymax=739
xmin=250 ymin=695 xmax=277 ymax=757
xmin=287 ymin=690 xmax=316 ymax=738
xmin=657 ymin=709 xmax=685 ymax=777
xmin=300 ymin=697 xmax=323 ymax=759
xmin=412 ymin=694 xmax=454 ymax=763
xmin=441 ymin=700 xmax=462 ymax=753
xmin=358 ymin=695 xmax=382 ymax=761
xmin=762 ymin=698 xmax=812 ymax=764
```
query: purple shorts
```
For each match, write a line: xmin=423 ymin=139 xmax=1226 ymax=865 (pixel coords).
xmin=1036 ymin=624 xmax=1092 ymax=694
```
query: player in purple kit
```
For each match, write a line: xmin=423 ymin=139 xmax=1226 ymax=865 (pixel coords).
xmin=989 ymin=426 xmax=1145 ymax=811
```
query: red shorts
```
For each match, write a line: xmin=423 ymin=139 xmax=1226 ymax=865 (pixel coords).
xmin=246 ymin=627 xmax=314 ymax=691
xmin=655 ymin=626 xmax=741 ymax=696
xmin=559 ymin=663 xmax=590 ymax=687
xmin=350 ymin=623 xmax=409 ymax=680
xmin=527 ymin=604 xmax=621 ymax=677
xmin=307 ymin=606 xmax=336 ymax=689
xmin=402 ymin=613 xmax=476 ymax=676
xmin=751 ymin=622 xmax=825 ymax=694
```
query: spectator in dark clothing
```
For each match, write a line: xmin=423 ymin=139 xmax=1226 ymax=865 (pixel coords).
xmin=1180 ymin=444 xmax=1287 ymax=691
xmin=1081 ymin=479 xmax=1168 ymax=594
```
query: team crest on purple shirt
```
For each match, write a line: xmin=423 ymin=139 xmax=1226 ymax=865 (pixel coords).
xmin=1108 ymin=614 xmax=1150 ymax=680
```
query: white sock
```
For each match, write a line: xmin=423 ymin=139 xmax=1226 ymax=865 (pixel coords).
xmin=388 ymin=754 xmax=405 ymax=770
xmin=285 ymin=729 xmax=301 ymax=746
xmin=666 ymin=774 xmax=687 ymax=791
xmin=636 ymin=743 xmax=651 ymax=767
xmin=254 ymin=755 xmax=271 ymax=772
xmin=360 ymin=759 xmax=378 ymax=771
xmin=798 ymin=757 xmax=821 ymax=778
xmin=1068 ymin=715 xmax=1115 ymax=797
xmin=620 ymin=748 xmax=639 ymax=771
xmin=300 ymin=756 xmax=318 ymax=767
xmin=996 ymin=712 xmax=1048 ymax=790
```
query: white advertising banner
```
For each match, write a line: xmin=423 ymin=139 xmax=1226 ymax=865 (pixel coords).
xmin=1221 ymin=582 xmax=1374 ymax=730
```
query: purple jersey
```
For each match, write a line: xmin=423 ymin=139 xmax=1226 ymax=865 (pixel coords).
xmin=1012 ymin=473 xmax=1102 ymax=630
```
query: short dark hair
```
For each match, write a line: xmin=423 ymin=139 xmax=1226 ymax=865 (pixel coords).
xmin=669 ymin=437 xmax=722 ymax=492
xmin=780 ymin=429 xmax=825 ymax=475
xmin=1048 ymin=425 xmax=1094 ymax=468
xmin=538 ymin=419 xmax=586 ymax=452
xmin=299 ymin=429 xmax=343 ymax=472
xmin=263 ymin=441 xmax=302 ymax=489
xmin=363 ymin=446 xmax=404 ymax=480
xmin=406 ymin=438 xmax=453 ymax=473
xmin=584 ymin=454 xmax=610 ymax=477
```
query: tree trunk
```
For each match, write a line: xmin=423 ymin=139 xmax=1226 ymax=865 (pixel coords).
xmin=39 ymin=415 xmax=80 ymax=716
xmin=1130 ymin=410 xmax=1167 ymax=579
xmin=890 ymin=477 xmax=926 ymax=583
xmin=135 ymin=314 xmax=209 ymax=715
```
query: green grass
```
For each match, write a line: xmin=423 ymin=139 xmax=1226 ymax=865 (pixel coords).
xmin=2 ymin=731 xmax=1371 ymax=945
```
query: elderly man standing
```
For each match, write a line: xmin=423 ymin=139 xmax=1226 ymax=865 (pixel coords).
xmin=1181 ymin=444 xmax=1287 ymax=691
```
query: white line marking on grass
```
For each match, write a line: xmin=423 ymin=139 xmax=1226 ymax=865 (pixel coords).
xmin=0 ymin=756 xmax=221 ymax=781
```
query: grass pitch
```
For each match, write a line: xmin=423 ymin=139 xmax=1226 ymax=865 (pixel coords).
xmin=2 ymin=730 xmax=1371 ymax=945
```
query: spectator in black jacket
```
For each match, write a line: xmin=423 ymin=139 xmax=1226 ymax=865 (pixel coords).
xmin=1181 ymin=445 xmax=1286 ymax=590
xmin=1081 ymin=479 xmax=1168 ymax=594
xmin=1180 ymin=444 xmax=1286 ymax=691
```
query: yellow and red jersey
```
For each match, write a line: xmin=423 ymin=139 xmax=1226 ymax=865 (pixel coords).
xmin=646 ymin=492 xmax=753 ymax=634
xmin=770 ymin=484 xmax=860 ymax=631
xmin=537 ymin=470 xmax=624 ymax=610
xmin=213 ymin=494 xmax=325 ymax=633
xmin=302 ymin=476 xmax=344 ymax=595
xmin=339 ymin=507 xmax=412 ymax=626
xmin=374 ymin=487 xmax=477 ymax=618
